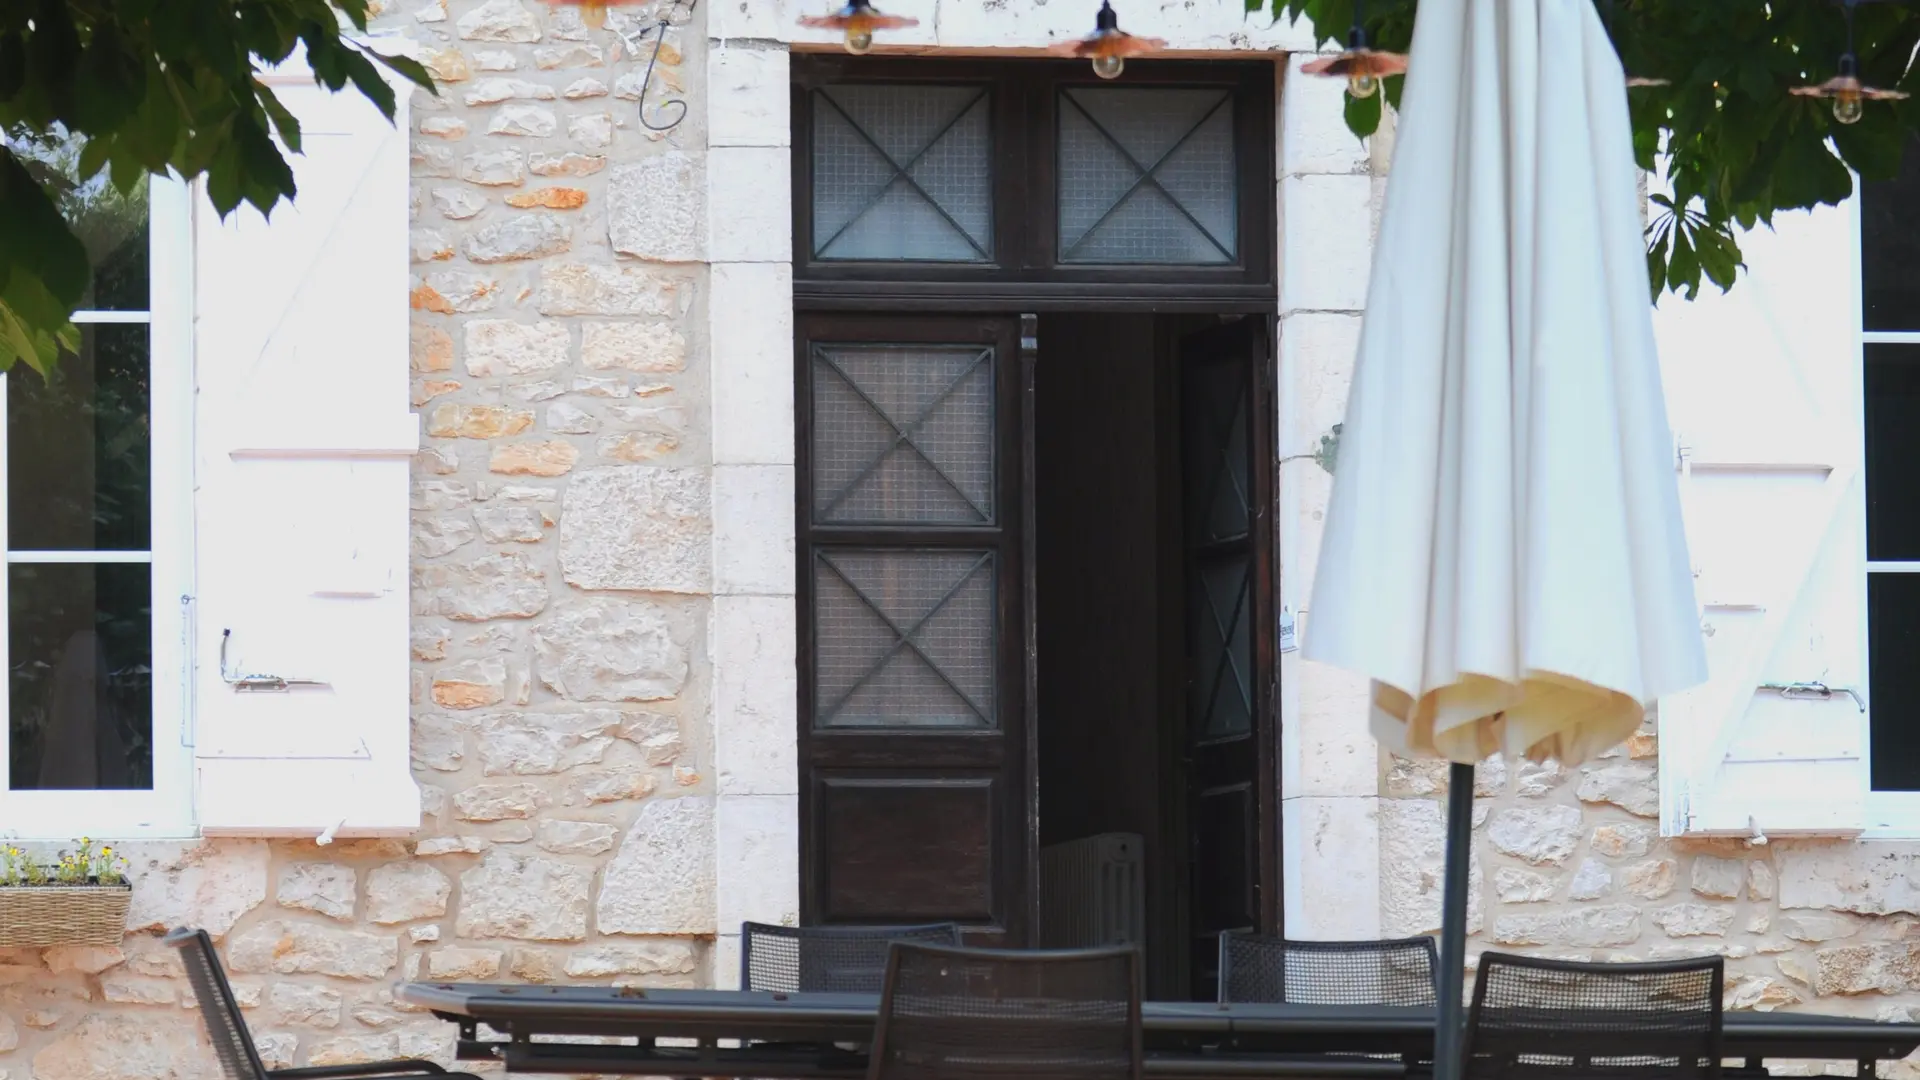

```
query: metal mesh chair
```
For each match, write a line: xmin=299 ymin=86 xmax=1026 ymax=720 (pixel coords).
xmin=1463 ymin=952 xmax=1724 ymax=1080
xmin=869 ymin=942 xmax=1142 ymax=1080
xmin=1217 ymin=933 xmax=1440 ymax=1005
xmin=166 ymin=927 xmax=481 ymax=1080
xmin=741 ymin=921 xmax=963 ymax=993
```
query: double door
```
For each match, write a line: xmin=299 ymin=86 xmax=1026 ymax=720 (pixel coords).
xmin=794 ymin=312 xmax=1276 ymax=974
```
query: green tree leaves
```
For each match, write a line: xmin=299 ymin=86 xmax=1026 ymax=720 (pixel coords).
xmin=0 ymin=1 xmax=435 ymax=372
xmin=1272 ymin=0 xmax=1920 ymax=301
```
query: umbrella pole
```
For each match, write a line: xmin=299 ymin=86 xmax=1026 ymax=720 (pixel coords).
xmin=1434 ymin=761 xmax=1475 ymax=1080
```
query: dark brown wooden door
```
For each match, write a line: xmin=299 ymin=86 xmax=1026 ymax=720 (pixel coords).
xmin=796 ymin=313 xmax=1032 ymax=945
xmin=1178 ymin=316 xmax=1277 ymax=998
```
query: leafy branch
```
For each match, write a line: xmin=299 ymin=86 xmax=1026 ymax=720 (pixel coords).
xmin=1265 ymin=0 xmax=1920 ymax=300
xmin=0 ymin=0 xmax=436 ymax=373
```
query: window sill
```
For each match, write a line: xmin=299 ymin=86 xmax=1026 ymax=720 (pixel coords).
xmin=1860 ymin=792 xmax=1920 ymax=838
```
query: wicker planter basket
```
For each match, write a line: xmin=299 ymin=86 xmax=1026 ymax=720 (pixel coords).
xmin=0 ymin=884 xmax=133 ymax=948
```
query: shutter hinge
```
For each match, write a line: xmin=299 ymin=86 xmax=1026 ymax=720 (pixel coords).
xmin=1757 ymin=680 xmax=1866 ymax=712
xmin=219 ymin=629 xmax=329 ymax=693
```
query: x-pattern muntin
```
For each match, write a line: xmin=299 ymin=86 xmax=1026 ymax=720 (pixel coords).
xmin=818 ymin=551 xmax=995 ymax=724
xmin=1060 ymin=89 xmax=1236 ymax=261
xmin=1196 ymin=559 xmax=1254 ymax=729
xmin=1192 ymin=377 xmax=1251 ymax=545
xmin=814 ymin=345 xmax=994 ymax=522
xmin=1190 ymin=373 xmax=1254 ymax=727
xmin=814 ymin=88 xmax=993 ymax=259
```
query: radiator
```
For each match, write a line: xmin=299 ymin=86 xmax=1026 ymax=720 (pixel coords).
xmin=1039 ymin=832 xmax=1146 ymax=949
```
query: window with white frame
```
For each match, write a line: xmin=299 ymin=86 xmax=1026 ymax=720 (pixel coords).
xmin=1864 ymin=134 xmax=1920 ymax=798
xmin=1 ymin=131 xmax=192 ymax=837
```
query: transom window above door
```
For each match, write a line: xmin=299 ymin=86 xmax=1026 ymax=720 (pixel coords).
xmin=811 ymin=85 xmax=995 ymax=263
xmin=792 ymin=57 xmax=1274 ymax=310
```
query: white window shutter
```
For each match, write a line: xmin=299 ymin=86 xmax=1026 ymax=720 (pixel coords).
xmin=193 ymin=66 xmax=420 ymax=837
xmin=1654 ymin=200 xmax=1867 ymax=839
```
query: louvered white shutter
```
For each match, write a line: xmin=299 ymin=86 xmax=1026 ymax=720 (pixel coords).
xmin=1654 ymin=200 xmax=1867 ymax=838
xmin=192 ymin=65 xmax=419 ymax=836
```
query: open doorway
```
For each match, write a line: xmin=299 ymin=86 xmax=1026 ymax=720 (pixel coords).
xmin=1034 ymin=312 xmax=1274 ymax=1000
xmin=788 ymin=53 xmax=1280 ymax=999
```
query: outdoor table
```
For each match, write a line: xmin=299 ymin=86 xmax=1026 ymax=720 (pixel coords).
xmin=397 ymin=982 xmax=1920 ymax=1079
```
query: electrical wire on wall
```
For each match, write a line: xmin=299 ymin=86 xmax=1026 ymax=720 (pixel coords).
xmin=614 ymin=0 xmax=699 ymax=133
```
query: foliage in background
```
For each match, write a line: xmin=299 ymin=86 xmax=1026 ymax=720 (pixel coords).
xmin=1269 ymin=0 xmax=1920 ymax=300
xmin=0 ymin=1 xmax=434 ymax=373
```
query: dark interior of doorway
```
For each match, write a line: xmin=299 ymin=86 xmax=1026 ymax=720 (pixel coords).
xmin=1033 ymin=311 xmax=1261 ymax=1002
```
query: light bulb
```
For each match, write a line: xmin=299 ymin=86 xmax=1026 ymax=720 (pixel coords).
xmin=845 ymin=27 xmax=874 ymax=54
xmin=1833 ymin=93 xmax=1864 ymax=124
xmin=1092 ymin=54 xmax=1125 ymax=79
xmin=1348 ymin=72 xmax=1378 ymax=98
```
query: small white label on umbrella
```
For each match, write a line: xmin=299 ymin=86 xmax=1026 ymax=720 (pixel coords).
xmin=1279 ymin=607 xmax=1297 ymax=654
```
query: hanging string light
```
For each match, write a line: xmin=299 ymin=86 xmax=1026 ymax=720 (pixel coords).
xmin=1791 ymin=0 xmax=1908 ymax=125
xmin=1049 ymin=0 xmax=1166 ymax=80
xmin=1299 ymin=0 xmax=1408 ymax=99
xmin=798 ymin=0 xmax=919 ymax=55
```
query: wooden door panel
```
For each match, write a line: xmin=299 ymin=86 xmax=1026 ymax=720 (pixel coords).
xmin=1178 ymin=316 xmax=1276 ymax=999
xmin=797 ymin=313 xmax=1031 ymax=944
xmin=816 ymin=775 xmax=1000 ymax=923
xmin=1191 ymin=782 xmax=1254 ymax=931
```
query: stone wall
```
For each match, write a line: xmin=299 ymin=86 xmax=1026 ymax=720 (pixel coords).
xmin=1375 ymin=736 xmax=1920 ymax=1054
xmin=2 ymin=1 xmax=724 ymax=1076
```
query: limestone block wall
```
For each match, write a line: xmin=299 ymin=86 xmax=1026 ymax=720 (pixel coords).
xmin=1 ymin=1 xmax=740 ymax=1076
xmin=1375 ymin=739 xmax=1920 ymax=1056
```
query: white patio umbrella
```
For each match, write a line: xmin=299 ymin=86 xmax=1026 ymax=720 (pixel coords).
xmin=1300 ymin=0 xmax=1709 ymax=1074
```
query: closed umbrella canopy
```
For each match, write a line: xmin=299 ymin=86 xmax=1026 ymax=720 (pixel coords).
xmin=1302 ymin=0 xmax=1708 ymax=769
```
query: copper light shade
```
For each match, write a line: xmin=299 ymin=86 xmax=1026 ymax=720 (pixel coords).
xmin=1049 ymin=1 xmax=1166 ymax=80
xmin=1792 ymin=56 xmax=1908 ymax=125
xmin=798 ymin=0 xmax=920 ymax=55
xmin=1300 ymin=21 xmax=1408 ymax=99
xmin=1792 ymin=1 xmax=1909 ymax=125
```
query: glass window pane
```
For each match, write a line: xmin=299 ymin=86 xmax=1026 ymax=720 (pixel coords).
xmin=812 ymin=344 xmax=995 ymax=524
xmin=1865 ymin=345 xmax=1920 ymax=560
xmin=7 ymin=325 xmax=153 ymax=552
xmin=812 ymin=85 xmax=993 ymax=262
xmin=9 ymin=562 xmax=154 ymax=791
xmin=9 ymin=129 xmax=150 ymax=311
xmin=814 ymin=549 xmax=996 ymax=728
xmin=1188 ymin=554 xmax=1253 ymax=739
xmin=1871 ymin=572 xmax=1920 ymax=791
xmin=1862 ymin=134 xmax=1920 ymax=332
xmin=1058 ymin=87 xmax=1237 ymax=265
xmin=1183 ymin=357 xmax=1250 ymax=545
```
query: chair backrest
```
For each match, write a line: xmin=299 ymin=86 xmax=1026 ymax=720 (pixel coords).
xmin=165 ymin=926 xmax=268 ymax=1080
xmin=1464 ymin=952 xmax=1724 ymax=1080
xmin=1217 ymin=932 xmax=1440 ymax=1005
xmin=869 ymin=942 xmax=1142 ymax=1080
xmin=740 ymin=921 xmax=964 ymax=993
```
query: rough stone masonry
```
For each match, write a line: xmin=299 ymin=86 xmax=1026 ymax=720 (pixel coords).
xmin=2 ymin=1 xmax=717 ymax=1075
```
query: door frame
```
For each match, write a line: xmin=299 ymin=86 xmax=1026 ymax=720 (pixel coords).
xmin=789 ymin=55 xmax=1284 ymax=954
